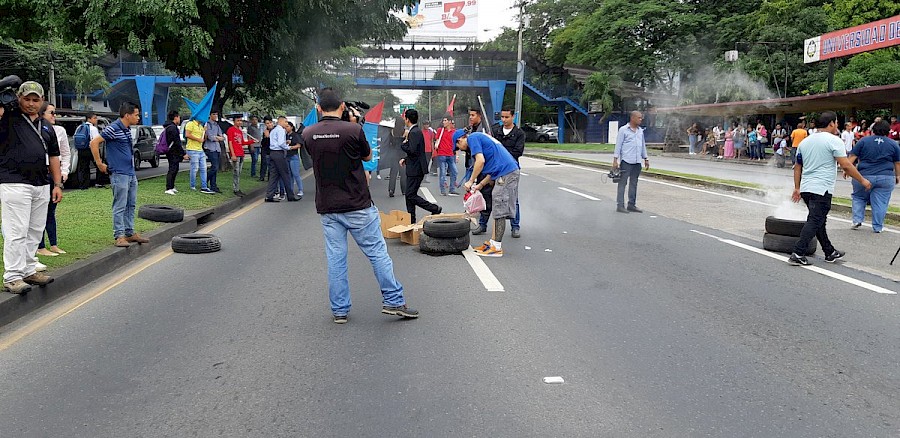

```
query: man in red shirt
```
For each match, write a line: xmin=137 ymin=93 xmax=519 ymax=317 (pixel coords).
xmin=889 ymin=115 xmax=900 ymax=141
xmin=227 ymin=115 xmax=255 ymax=196
xmin=434 ymin=116 xmax=459 ymax=195
xmin=422 ymin=121 xmax=436 ymax=182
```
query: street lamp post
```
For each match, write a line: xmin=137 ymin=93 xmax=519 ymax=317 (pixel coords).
xmin=514 ymin=1 xmax=526 ymax=125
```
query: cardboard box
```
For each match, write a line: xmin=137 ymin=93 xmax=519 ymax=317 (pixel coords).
xmin=380 ymin=210 xmax=411 ymax=239
xmin=388 ymin=223 xmax=423 ymax=245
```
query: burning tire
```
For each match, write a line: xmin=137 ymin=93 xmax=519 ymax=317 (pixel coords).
xmin=765 ymin=216 xmax=805 ymax=237
xmin=763 ymin=232 xmax=817 ymax=256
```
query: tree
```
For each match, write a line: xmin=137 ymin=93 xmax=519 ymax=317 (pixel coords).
xmin=62 ymin=64 xmax=109 ymax=109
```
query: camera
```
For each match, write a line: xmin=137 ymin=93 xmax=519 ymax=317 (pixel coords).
xmin=607 ymin=168 xmax=621 ymax=183
xmin=0 ymin=75 xmax=23 ymax=112
xmin=341 ymin=100 xmax=369 ymax=125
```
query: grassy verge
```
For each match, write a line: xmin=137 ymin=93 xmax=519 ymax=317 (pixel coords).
xmin=1 ymin=163 xmax=265 ymax=271
xmin=833 ymin=196 xmax=900 ymax=214
xmin=526 ymin=143 xmax=615 ymax=153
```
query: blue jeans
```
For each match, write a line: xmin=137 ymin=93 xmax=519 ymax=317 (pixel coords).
xmin=852 ymin=174 xmax=895 ymax=232
xmin=688 ymin=134 xmax=697 ymax=154
xmin=321 ymin=205 xmax=406 ymax=316
xmin=206 ymin=150 xmax=220 ymax=190
xmin=110 ymin=173 xmax=138 ymax=239
xmin=288 ymin=154 xmax=304 ymax=195
xmin=188 ymin=150 xmax=208 ymax=190
xmin=437 ymin=155 xmax=458 ymax=194
xmin=249 ymin=147 xmax=259 ymax=177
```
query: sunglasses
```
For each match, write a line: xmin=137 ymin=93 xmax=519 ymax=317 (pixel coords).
xmin=48 ymin=111 xmax=56 ymax=115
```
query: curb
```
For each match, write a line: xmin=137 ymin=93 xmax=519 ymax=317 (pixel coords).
xmin=0 ymin=185 xmax=267 ymax=329
xmin=525 ymin=153 xmax=900 ymax=223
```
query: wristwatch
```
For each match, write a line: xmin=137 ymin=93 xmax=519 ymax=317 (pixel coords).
xmin=54 ymin=183 xmax=63 ymax=188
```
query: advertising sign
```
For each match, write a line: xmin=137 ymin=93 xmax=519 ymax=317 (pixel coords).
xmin=804 ymin=14 xmax=900 ymax=63
xmin=401 ymin=0 xmax=480 ymax=39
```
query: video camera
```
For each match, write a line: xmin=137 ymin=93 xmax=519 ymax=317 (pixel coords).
xmin=0 ymin=75 xmax=23 ymax=112
xmin=341 ymin=100 xmax=369 ymax=125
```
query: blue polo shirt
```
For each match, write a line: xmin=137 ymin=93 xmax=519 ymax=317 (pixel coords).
xmin=100 ymin=119 xmax=135 ymax=176
xmin=467 ymin=132 xmax=518 ymax=178
xmin=850 ymin=135 xmax=900 ymax=176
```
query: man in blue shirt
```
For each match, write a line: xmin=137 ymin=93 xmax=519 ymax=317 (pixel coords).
xmin=265 ymin=116 xmax=298 ymax=202
xmin=90 ymin=102 xmax=149 ymax=248
xmin=613 ymin=111 xmax=650 ymax=213
xmin=203 ymin=110 xmax=225 ymax=193
xmin=454 ymin=129 xmax=520 ymax=257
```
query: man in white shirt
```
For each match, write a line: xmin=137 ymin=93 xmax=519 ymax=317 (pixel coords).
xmin=840 ymin=122 xmax=854 ymax=154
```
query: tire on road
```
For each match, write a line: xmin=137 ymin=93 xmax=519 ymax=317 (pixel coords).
xmin=138 ymin=204 xmax=184 ymax=223
xmin=171 ymin=233 xmax=221 ymax=254
xmin=423 ymin=218 xmax=471 ymax=239
xmin=419 ymin=233 xmax=470 ymax=255
xmin=765 ymin=216 xmax=806 ymax=237
xmin=763 ymin=232 xmax=817 ymax=255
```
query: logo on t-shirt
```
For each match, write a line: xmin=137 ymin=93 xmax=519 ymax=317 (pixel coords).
xmin=312 ymin=134 xmax=340 ymax=140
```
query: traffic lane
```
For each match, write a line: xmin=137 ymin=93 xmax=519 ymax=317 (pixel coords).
xmin=0 ymin=185 xmax=641 ymax=437
xmin=496 ymin=169 xmax=900 ymax=435
xmin=519 ymin=157 xmax=900 ymax=283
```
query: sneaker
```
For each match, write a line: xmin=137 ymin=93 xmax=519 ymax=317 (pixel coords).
xmin=23 ymin=272 xmax=53 ymax=286
xmin=115 ymin=236 xmax=132 ymax=247
xmin=126 ymin=233 xmax=149 ymax=244
xmin=851 ymin=223 xmax=862 ymax=230
xmin=448 ymin=191 xmax=460 ymax=197
xmin=264 ymin=198 xmax=280 ymax=203
xmin=824 ymin=250 xmax=845 ymax=263
xmin=4 ymin=279 xmax=31 ymax=294
xmin=874 ymin=229 xmax=883 ymax=234
xmin=627 ymin=206 xmax=643 ymax=213
xmin=296 ymin=193 xmax=304 ymax=199
xmin=172 ymin=188 xmax=179 ymax=193
xmin=616 ymin=206 xmax=629 ymax=213
xmin=376 ymin=175 xmax=382 ymax=180
xmin=474 ymin=244 xmax=503 ymax=257
xmin=213 ymin=188 xmax=222 ymax=194
xmin=471 ymin=226 xmax=487 ymax=235
xmin=381 ymin=305 xmax=419 ymax=318
xmin=474 ymin=241 xmax=491 ymax=252
xmin=35 ymin=261 xmax=47 ymax=272
xmin=440 ymin=192 xmax=447 ymax=196
xmin=190 ymin=187 xmax=197 ymax=191
xmin=511 ymin=228 xmax=521 ymax=238
xmin=200 ymin=188 xmax=215 ymax=194
xmin=165 ymin=189 xmax=176 ymax=195
xmin=787 ymin=253 xmax=811 ymax=266
xmin=333 ymin=314 xmax=348 ymax=324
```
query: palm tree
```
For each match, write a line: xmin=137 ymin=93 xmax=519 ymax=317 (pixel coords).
xmin=62 ymin=64 xmax=109 ymax=110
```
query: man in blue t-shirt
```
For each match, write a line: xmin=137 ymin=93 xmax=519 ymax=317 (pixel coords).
xmin=453 ymin=130 xmax=520 ymax=257
xmin=90 ymin=102 xmax=150 ymax=248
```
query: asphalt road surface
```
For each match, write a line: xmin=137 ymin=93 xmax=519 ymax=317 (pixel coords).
xmin=1 ymin=157 xmax=899 ymax=437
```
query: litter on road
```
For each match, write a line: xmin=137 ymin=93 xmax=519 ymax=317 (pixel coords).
xmin=542 ymin=376 xmax=565 ymax=384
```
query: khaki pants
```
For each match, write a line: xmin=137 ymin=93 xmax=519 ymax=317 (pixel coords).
xmin=1 ymin=184 xmax=50 ymax=282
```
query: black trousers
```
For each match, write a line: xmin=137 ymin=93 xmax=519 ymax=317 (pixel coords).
xmin=165 ymin=152 xmax=181 ymax=190
xmin=405 ymin=175 xmax=439 ymax=222
xmin=76 ymin=148 xmax=93 ymax=189
xmin=266 ymin=151 xmax=295 ymax=200
xmin=388 ymin=163 xmax=407 ymax=196
xmin=794 ymin=192 xmax=835 ymax=255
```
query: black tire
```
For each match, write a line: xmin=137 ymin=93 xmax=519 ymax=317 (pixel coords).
xmin=138 ymin=204 xmax=185 ymax=223
xmin=133 ymin=151 xmax=141 ymax=170
xmin=763 ymin=232 xmax=817 ymax=255
xmin=171 ymin=233 xmax=221 ymax=254
xmin=765 ymin=216 xmax=806 ymax=237
xmin=423 ymin=218 xmax=471 ymax=239
xmin=419 ymin=233 xmax=470 ymax=255
xmin=538 ymin=135 xmax=549 ymax=143
xmin=149 ymin=153 xmax=160 ymax=168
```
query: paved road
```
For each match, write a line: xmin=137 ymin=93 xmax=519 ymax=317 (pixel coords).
xmin=2 ymin=157 xmax=899 ymax=437
xmin=550 ymin=152 xmax=900 ymax=206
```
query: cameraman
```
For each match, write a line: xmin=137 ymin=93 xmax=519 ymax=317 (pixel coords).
xmin=0 ymin=81 xmax=63 ymax=294
xmin=302 ymin=88 xmax=418 ymax=324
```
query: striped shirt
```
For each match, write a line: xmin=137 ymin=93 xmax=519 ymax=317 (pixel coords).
xmin=100 ymin=119 xmax=135 ymax=176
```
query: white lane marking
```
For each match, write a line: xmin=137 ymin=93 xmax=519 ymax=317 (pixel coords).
xmin=532 ymin=158 xmax=899 ymax=234
xmin=520 ymin=172 xmax=530 ymax=176
xmin=462 ymin=249 xmax=505 ymax=292
xmin=420 ymin=187 xmax=438 ymax=204
xmin=691 ymin=230 xmax=896 ymax=295
xmin=558 ymin=187 xmax=601 ymax=201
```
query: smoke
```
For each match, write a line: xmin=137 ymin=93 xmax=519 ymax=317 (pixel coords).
xmin=680 ymin=66 xmax=777 ymax=105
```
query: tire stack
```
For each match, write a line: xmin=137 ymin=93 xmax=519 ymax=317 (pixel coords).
xmin=420 ymin=218 xmax=471 ymax=255
xmin=763 ymin=216 xmax=817 ymax=255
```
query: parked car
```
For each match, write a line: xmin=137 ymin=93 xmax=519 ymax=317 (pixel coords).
xmin=151 ymin=124 xmax=165 ymax=139
xmin=521 ymin=125 xmax=552 ymax=143
xmin=129 ymin=125 xmax=161 ymax=169
xmin=538 ymin=126 xmax=559 ymax=143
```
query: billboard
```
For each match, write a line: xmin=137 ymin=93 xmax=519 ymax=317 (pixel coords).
xmin=401 ymin=0 xmax=480 ymax=39
xmin=804 ymin=14 xmax=900 ymax=63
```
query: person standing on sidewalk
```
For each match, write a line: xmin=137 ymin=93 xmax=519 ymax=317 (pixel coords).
xmin=400 ymin=109 xmax=441 ymax=223
xmin=491 ymin=107 xmax=525 ymax=238
xmin=846 ymin=120 xmax=900 ymax=233
xmin=204 ymin=110 xmax=225 ymax=193
xmin=247 ymin=115 xmax=262 ymax=178
xmin=163 ymin=111 xmax=187 ymax=196
xmin=265 ymin=116 xmax=298 ymax=203
xmin=0 ymin=81 xmax=63 ymax=294
xmin=788 ymin=111 xmax=872 ymax=266
xmin=90 ymin=102 xmax=150 ymax=248
xmin=302 ymin=88 xmax=419 ymax=324
xmin=184 ymin=115 xmax=214 ymax=194
xmin=686 ymin=123 xmax=700 ymax=155
xmin=613 ymin=111 xmax=650 ymax=213
xmin=226 ymin=115 xmax=254 ymax=197
xmin=37 ymin=103 xmax=70 ymax=257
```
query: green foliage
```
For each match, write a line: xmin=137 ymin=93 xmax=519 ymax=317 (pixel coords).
xmin=833 ymin=49 xmax=900 ymax=90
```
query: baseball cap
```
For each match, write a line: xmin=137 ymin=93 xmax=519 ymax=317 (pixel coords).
xmin=451 ymin=129 xmax=467 ymax=145
xmin=17 ymin=81 xmax=44 ymax=98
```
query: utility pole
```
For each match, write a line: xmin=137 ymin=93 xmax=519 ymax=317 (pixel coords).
xmin=514 ymin=1 xmax=526 ymax=125
xmin=47 ymin=41 xmax=56 ymax=106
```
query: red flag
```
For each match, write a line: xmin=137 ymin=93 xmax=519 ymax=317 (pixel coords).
xmin=446 ymin=94 xmax=456 ymax=117
xmin=364 ymin=100 xmax=385 ymax=123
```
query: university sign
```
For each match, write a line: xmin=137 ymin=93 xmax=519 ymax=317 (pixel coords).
xmin=804 ymin=14 xmax=900 ymax=63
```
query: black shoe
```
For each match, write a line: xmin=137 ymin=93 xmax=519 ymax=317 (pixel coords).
xmin=511 ymin=228 xmax=521 ymax=238
xmin=213 ymin=188 xmax=222 ymax=193
xmin=627 ymin=206 xmax=643 ymax=213
xmin=787 ymin=253 xmax=811 ymax=266
xmin=287 ymin=197 xmax=300 ymax=202
xmin=616 ymin=206 xmax=629 ymax=213
xmin=382 ymin=305 xmax=419 ymax=319
xmin=433 ymin=205 xmax=442 ymax=215
xmin=825 ymin=250 xmax=845 ymax=263
xmin=389 ymin=192 xmax=395 ymax=198
xmin=333 ymin=314 xmax=348 ymax=324
xmin=851 ymin=223 xmax=862 ymax=230
xmin=265 ymin=198 xmax=280 ymax=203
xmin=258 ymin=178 xmax=266 ymax=181
xmin=472 ymin=226 xmax=487 ymax=235
xmin=234 ymin=191 xmax=243 ymax=197
xmin=237 ymin=191 xmax=246 ymax=196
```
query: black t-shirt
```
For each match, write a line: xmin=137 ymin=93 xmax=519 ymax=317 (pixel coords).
xmin=0 ymin=107 xmax=61 ymax=186
xmin=287 ymin=132 xmax=302 ymax=157
xmin=302 ymin=116 xmax=372 ymax=214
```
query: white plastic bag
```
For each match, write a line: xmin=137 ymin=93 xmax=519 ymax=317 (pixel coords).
xmin=464 ymin=189 xmax=486 ymax=214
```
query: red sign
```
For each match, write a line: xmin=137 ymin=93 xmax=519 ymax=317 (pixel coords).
xmin=805 ymin=14 xmax=900 ymax=63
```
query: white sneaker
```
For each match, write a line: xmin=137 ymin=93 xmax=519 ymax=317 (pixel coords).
xmin=172 ymin=188 xmax=179 ymax=193
xmin=164 ymin=189 xmax=176 ymax=195
xmin=35 ymin=261 xmax=48 ymax=272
